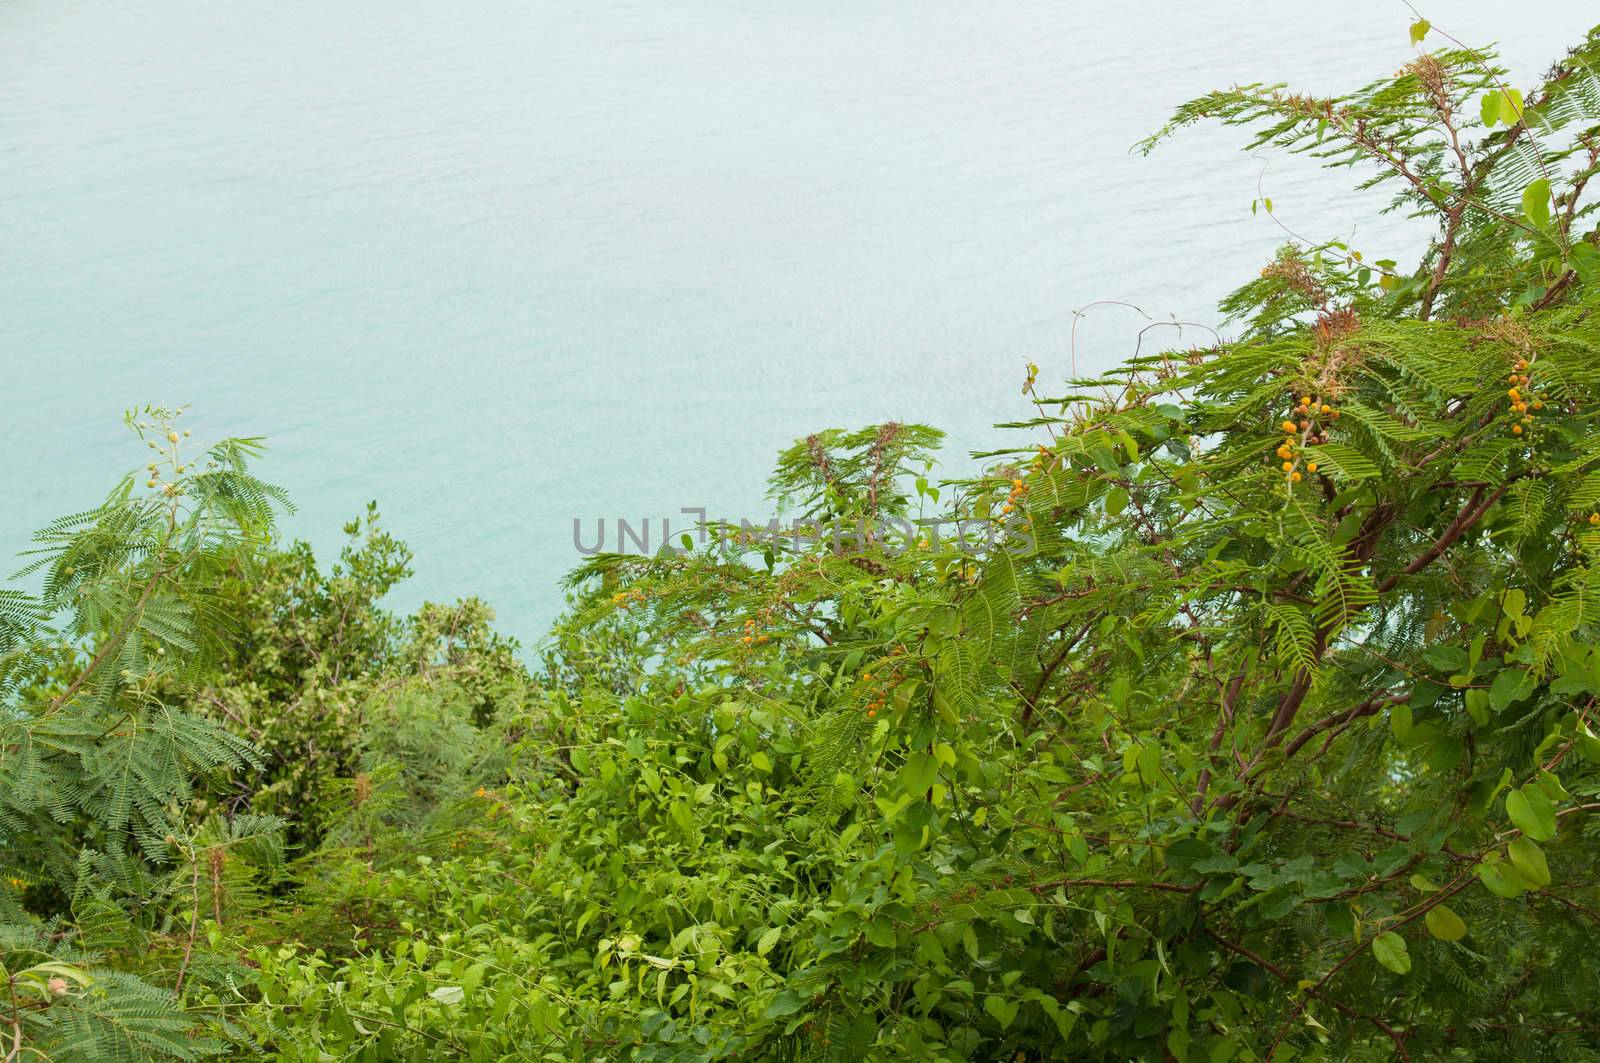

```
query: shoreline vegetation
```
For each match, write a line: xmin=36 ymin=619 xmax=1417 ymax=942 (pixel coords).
xmin=5 ymin=20 xmax=1600 ymax=1061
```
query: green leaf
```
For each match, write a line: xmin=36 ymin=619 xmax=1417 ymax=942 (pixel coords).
xmin=1506 ymin=785 xmax=1557 ymax=841
xmin=1423 ymin=645 xmax=1468 ymax=672
xmin=1572 ymin=243 xmax=1600 ymax=287
xmin=1507 ymin=837 xmax=1551 ymax=887
xmin=1389 ymin=702 xmax=1414 ymax=744
xmin=1303 ymin=443 xmax=1378 ymax=482
xmin=1488 ymin=667 xmax=1534 ymax=712
xmin=1477 ymin=859 xmax=1528 ymax=898
xmin=1463 ymin=689 xmax=1490 ymax=726
xmin=763 ymin=990 xmax=807 ymax=1019
xmin=1164 ymin=838 xmax=1215 ymax=874
xmin=984 ymin=994 xmax=1019 ymax=1030
xmin=1523 ymin=179 xmax=1552 ymax=229
xmin=1409 ymin=18 xmax=1430 ymax=44
xmin=1424 ymin=905 xmax=1467 ymax=941
xmin=750 ymin=751 xmax=774 ymax=774
xmin=1371 ymin=931 xmax=1411 ymax=974
xmin=898 ymin=753 xmax=939 ymax=796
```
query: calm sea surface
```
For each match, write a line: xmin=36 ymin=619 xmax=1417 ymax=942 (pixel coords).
xmin=2 ymin=2 xmax=1593 ymax=640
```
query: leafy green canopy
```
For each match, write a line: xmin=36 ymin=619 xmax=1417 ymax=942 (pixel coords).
xmin=6 ymin=20 xmax=1600 ymax=1063
xmin=0 ymin=409 xmax=289 ymax=1060
xmin=240 ymin=23 xmax=1600 ymax=1063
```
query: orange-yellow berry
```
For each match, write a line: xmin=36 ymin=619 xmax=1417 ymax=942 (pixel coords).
xmin=1512 ymin=424 xmax=1524 ymax=435
xmin=1281 ymin=461 xmax=1294 ymax=472
xmin=1291 ymin=471 xmax=1303 ymax=483
xmin=1306 ymin=463 xmax=1318 ymax=473
xmin=1281 ymin=421 xmax=1298 ymax=433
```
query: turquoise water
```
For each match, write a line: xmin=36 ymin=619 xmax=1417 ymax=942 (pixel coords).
xmin=2 ymin=2 xmax=1592 ymax=641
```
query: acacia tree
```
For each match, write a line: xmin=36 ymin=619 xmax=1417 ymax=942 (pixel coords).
xmin=214 ymin=21 xmax=1600 ymax=1063
xmin=0 ymin=408 xmax=291 ymax=1060
xmin=503 ymin=23 xmax=1600 ymax=1061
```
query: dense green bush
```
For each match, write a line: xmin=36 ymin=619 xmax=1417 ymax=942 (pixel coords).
xmin=4 ymin=20 xmax=1600 ymax=1062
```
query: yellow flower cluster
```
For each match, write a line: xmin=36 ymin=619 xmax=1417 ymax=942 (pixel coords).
xmin=861 ymin=658 xmax=906 ymax=718
xmin=1507 ymin=358 xmax=1544 ymax=437
xmin=739 ymin=617 xmax=769 ymax=645
xmin=610 ymin=589 xmax=647 ymax=609
xmin=1000 ymin=475 xmax=1029 ymax=515
xmin=1272 ymin=393 xmax=1338 ymax=483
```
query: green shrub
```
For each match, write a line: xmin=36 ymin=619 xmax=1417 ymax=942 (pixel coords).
xmin=7 ymin=21 xmax=1600 ymax=1063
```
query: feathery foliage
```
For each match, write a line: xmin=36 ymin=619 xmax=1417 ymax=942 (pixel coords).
xmin=10 ymin=19 xmax=1600 ymax=1063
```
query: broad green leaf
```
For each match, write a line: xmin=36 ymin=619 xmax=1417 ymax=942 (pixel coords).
xmin=1165 ymin=838 xmax=1214 ymax=874
xmin=984 ymin=994 xmax=1019 ymax=1030
xmin=1523 ymin=179 xmax=1552 ymax=229
xmin=763 ymin=990 xmax=807 ymax=1019
xmin=1507 ymin=785 xmax=1557 ymax=841
xmin=1371 ymin=931 xmax=1410 ymax=974
xmin=1409 ymin=18 xmax=1430 ymax=44
xmin=898 ymin=753 xmax=939 ymax=796
xmin=1390 ymin=702 xmax=1414 ymax=744
xmin=1424 ymin=905 xmax=1467 ymax=941
xmin=1477 ymin=859 xmax=1528 ymax=898
xmin=1507 ymin=837 xmax=1551 ymax=887
xmin=1488 ymin=667 xmax=1534 ymax=712
xmin=1573 ymin=243 xmax=1600 ymax=287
